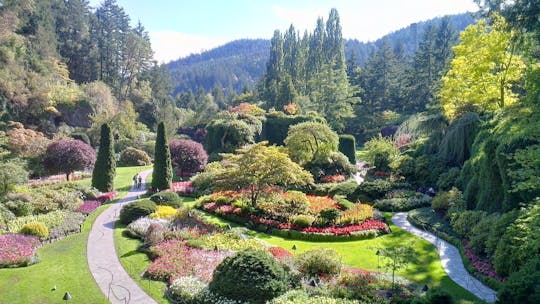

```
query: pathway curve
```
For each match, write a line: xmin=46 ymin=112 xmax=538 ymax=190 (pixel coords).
xmin=391 ymin=212 xmax=497 ymax=303
xmin=87 ymin=169 xmax=156 ymax=304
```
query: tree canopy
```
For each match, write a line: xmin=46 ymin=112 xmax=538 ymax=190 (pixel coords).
xmin=43 ymin=139 xmax=96 ymax=181
xmin=284 ymin=121 xmax=339 ymax=165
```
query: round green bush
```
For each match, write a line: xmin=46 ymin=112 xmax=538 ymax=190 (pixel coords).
xmin=119 ymin=200 xmax=156 ymax=225
xmin=319 ymin=208 xmax=340 ymax=225
xmin=296 ymin=248 xmax=342 ymax=278
xmin=149 ymin=191 xmax=182 ymax=208
xmin=119 ymin=147 xmax=152 ymax=166
xmin=20 ymin=221 xmax=49 ymax=238
xmin=209 ymin=249 xmax=289 ymax=303
xmin=291 ymin=214 xmax=315 ymax=228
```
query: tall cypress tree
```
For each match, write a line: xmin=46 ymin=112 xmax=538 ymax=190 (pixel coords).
xmin=92 ymin=123 xmax=116 ymax=192
xmin=152 ymin=122 xmax=173 ymax=190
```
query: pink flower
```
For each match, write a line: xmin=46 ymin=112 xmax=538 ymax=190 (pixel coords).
xmin=76 ymin=200 xmax=101 ymax=214
xmin=0 ymin=234 xmax=41 ymax=267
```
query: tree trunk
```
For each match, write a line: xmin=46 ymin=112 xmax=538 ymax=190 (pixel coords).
xmin=66 ymin=173 xmax=71 ymax=181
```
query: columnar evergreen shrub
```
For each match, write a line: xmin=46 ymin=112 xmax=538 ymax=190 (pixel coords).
xmin=92 ymin=123 xmax=116 ymax=192
xmin=209 ymin=249 xmax=289 ymax=303
xmin=119 ymin=200 xmax=157 ymax=225
xmin=338 ymin=134 xmax=356 ymax=164
xmin=152 ymin=122 xmax=173 ymax=190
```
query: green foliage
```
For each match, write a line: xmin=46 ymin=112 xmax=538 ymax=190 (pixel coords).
xmin=0 ymin=160 xmax=28 ymax=196
xmin=363 ymin=135 xmax=401 ymax=172
xmin=338 ymin=134 xmax=356 ymax=164
xmin=291 ymin=214 xmax=315 ymax=228
xmin=431 ymin=187 xmax=464 ymax=214
xmin=213 ymin=142 xmax=313 ymax=205
xmin=209 ymin=249 xmax=289 ymax=303
xmin=285 ymin=121 xmax=339 ymax=165
xmin=190 ymin=162 xmax=223 ymax=195
xmin=350 ymin=180 xmax=411 ymax=202
xmin=119 ymin=199 xmax=157 ymax=225
xmin=262 ymin=112 xmax=324 ymax=145
xmin=295 ymin=248 xmax=342 ymax=278
xmin=468 ymin=213 xmax=500 ymax=256
xmin=149 ymin=191 xmax=182 ymax=208
xmin=119 ymin=147 xmax=152 ymax=166
xmin=373 ymin=194 xmax=432 ymax=212
xmin=394 ymin=113 xmax=448 ymax=155
xmin=497 ymin=258 xmax=540 ymax=304
xmin=423 ymin=287 xmax=455 ymax=304
xmin=438 ymin=113 xmax=480 ymax=166
xmin=152 ymin=122 xmax=173 ymax=190
xmin=306 ymin=152 xmax=356 ymax=179
xmin=20 ymin=221 xmax=49 ymax=238
xmin=91 ymin=123 xmax=116 ymax=192
xmin=450 ymin=210 xmax=487 ymax=239
xmin=436 ymin=167 xmax=461 ymax=191
xmin=494 ymin=200 xmax=540 ymax=276
xmin=440 ymin=15 xmax=525 ymax=118
xmin=3 ymin=210 xmax=69 ymax=233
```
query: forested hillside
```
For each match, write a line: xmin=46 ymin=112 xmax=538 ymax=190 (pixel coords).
xmin=167 ymin=13 xmax=474 ymax=96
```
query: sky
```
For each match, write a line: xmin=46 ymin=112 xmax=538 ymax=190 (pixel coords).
xmin=88 ymin=0 xmax=479 ymax=63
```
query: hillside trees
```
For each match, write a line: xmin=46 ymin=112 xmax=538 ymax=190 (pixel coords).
xmin=260 ymin=9 xmax=358 ymax=131
xmin=439 ymin=14 xmax=525 ymax=119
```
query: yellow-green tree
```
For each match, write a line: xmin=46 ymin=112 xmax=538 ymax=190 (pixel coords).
xmin=439 ymin=14 xmax=525 ymax=119
xmin=214 ymin=142 xmax=313 ymax=206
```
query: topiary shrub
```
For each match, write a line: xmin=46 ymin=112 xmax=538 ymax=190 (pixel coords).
xmin=295 ymin=248 xmax=342 ymax=278
xmin=338 ymin=134 xmax=357 ymax=164
xmin=20 ymin=222 xmax=49 ymax=238
xmin=209 ymin=249 xmax=289 ymax=303
xmin=119 ymin=147 xmax=152 ymax=166
xmin=119 ymin=200 xmax=157 ymax=225
xmin=149 ymin=191 xmax=182 ymax=208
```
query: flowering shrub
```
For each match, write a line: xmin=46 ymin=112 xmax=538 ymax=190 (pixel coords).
xmin=187 ymin=231 xmax=266 ymax=252
xmin=76 ymin=200 xmax=101 ymax=215
xmin=336 ymin=204 xmax=374 ymax=225
xmin=167 ymin=276 xmax=207 ymax=303
xmin=463 ymin=240 xmax=505 ymax=282
xmin=146 ymin=239 xmax=232 ymax=282
xmin=149 ymin=205 xmax=177 ymax=219
xmin=4 ymin=210 xmax=68 ymax=233
xmin=97 ymin=191 xmax=117 ymax=203
xmin=320 ymin=174 xmax=346 ymax=183
xmin=267 ymin=247 xmax=293 ymax=260
xmin=0 ymin=233 xmax=41 ymax=267
xmin=306 ymin=195 xmax=338 ymax=214
xmin=171 ymin=181 xmax=195 ymax=195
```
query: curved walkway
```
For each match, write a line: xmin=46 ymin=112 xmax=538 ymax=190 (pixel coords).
xmin=391 ymin=212 xmax=497 ymax=303
xmin=87 ymin=169 xmax=157 ymax=304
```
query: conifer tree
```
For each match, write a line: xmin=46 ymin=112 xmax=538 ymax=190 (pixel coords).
xmin=152 ymin=122 xmax=173 ymax=190
xmin=92 ymin=123 xmax=116 ymax=192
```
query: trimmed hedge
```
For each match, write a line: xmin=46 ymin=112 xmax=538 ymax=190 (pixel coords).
xmin=338 ymin=134 xmax=357 ymax=164
xmin=209 ymin=249 xmax=289 ymax=303
xmin=119 ymin=200 xmax=157 ymax=225
xmin=149 ymin=191 xmax=182 ymax=208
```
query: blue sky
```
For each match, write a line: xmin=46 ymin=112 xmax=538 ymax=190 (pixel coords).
xmin=88 ymin=0 xmax=478 ymax=63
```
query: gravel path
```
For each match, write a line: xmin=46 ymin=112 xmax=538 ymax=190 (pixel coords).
xmin=87 ymin=169 xmax=156 ymax=304
xmin=391 ymin=212 xmax=497 ymax=303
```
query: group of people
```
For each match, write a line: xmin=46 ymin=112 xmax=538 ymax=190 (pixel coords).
xmin=133 ymin=173 xmax=143 ymax=189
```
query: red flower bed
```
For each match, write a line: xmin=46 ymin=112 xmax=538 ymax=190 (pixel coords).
xmin=462 ymin=240 xmax=505 ymax=281
xmin=76 ymin=200 xmax=101 ymax=215
xmin=97 ymin=191 xmax=117 ymax=203
xmin=268 ymin=247 xmax=293 ymax=260
xmin=301 ymin=219 xmax=388 ymax=236
xmin=320 ymin=174 xmax=346 ymax=183
xmin=171 ymin=182 xmax=195 ymax=195
xmin=146 ymin=239 xmax=232 ymax=283
xmin=0 ymin=233 xmax=41 ymax=267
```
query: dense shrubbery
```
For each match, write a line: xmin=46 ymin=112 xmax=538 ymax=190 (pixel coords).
xmin=19 ymin=222 xmax=49 ymax=238
xmin=363 ymin=135 xmax=402 ymax=172
xmin=119 ymin=200 xmax=157 ymax=225
xmin=119 ymin=147 xmax=152 ymax=166
xmin=149 ymin=191 xmax=182 ymax=208
xmin=497 ymin=259 xmax=540 ymax=304
xmin=209 ymin=249 xmax=289 ymax=303
xmin=296 ymin=248 xmax=342 ymax=278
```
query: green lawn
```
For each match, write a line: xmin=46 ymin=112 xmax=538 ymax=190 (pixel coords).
xmin=0 ymin=205 xmax=109 ymax=304
xmin=114 ymin=196 xmax=196 ymax=304
xmin=0 ymin=166 xmax=152 ymax=303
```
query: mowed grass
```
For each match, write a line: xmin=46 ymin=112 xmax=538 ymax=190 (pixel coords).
xmin=200 ymin=212 xmax=481 ymax=304
xmin=0 ymin=166 xmax=152 ymax=303
xmin=114 ymin=196 xmax=195 ymax=303
xmin=0 ymin=205 xmax=109 ymax=304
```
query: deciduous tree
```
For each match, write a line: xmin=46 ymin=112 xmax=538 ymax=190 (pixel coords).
xmin=284 ymin=121 xmax=339 ymax=165
xmin=43 ymin=139 xmax=96 ymax=181
xmin=169 ymin=139 xmax=208 ymax=176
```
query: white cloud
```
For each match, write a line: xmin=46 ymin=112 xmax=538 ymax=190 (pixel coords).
xmin=149 ymin=31 xmax=227 ymax=63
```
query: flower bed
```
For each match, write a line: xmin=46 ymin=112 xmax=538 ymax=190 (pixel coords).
xmin=145 ymin=238 xmax=232 ymax=283
xmin=76 ymin=200 xmax=101 ymax=215
xmin=97 ymin=191 xmax=118 ymax=203
xmin=463 ymin=240 xmax=505 ymax=282
xmin=0 ymin=233 xmax=41 ymax=268
xmin=171 ymin=182 xmax=195 ymax=195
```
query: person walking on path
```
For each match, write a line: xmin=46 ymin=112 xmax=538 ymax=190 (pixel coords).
xmin=132 ymin=173 xmax=139 ymax=188
xmin=87 ymin=169 xmax=157 ymax=304
xmin=137 ymin=175 xmax=142 ymax=189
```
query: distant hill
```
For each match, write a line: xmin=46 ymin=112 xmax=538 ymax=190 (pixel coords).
xmin=167 ymin=13 xmax=475 ymax=95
